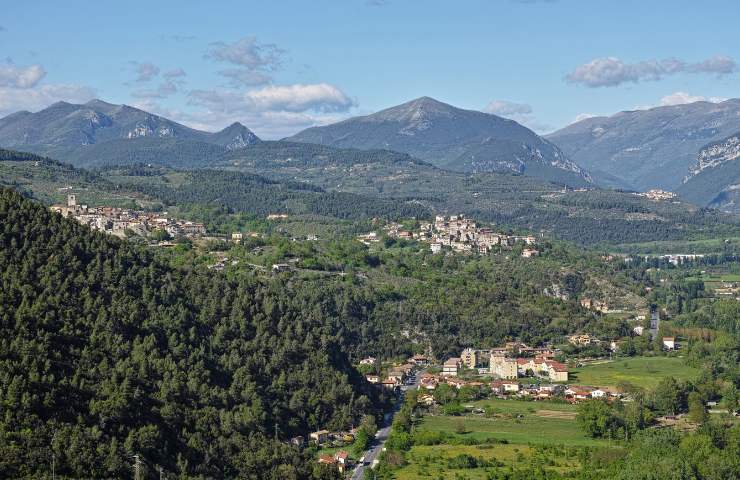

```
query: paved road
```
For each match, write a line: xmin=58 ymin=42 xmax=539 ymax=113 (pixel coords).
xmin=350 ymin=370 xmax=424 ymax=479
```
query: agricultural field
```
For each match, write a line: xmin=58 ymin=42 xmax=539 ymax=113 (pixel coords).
xmin=417 ymin=403 xmax=603 ymax=448
xmin=394 ymin=443 xmax=584 ymax=480
xmin=569 ymin=356 xmax=699 ymax=389
xmin=394 ymin=398 xmax=615 ymax=479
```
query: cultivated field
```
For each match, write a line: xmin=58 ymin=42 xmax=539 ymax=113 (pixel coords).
xmin=395 ymin=398 xmax=615 ymax=479
xmin=569 ymin=356 xmax=699 ymax=389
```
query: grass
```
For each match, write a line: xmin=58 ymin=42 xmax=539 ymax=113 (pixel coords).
xmin=417 ymin=410 xmax=605 ymax=448
xmin=469 ymin=397 xmax=577 ymax=414
xmin=394 ymin=398 xmax=615 ymax=479
xmin=394 ymin=443 xmax=582 ymax=480
xmin=570 ymin=356 xmax=699 ymax=389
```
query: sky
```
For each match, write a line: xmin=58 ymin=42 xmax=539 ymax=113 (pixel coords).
xmin=1 ymin=0 xmax=739 ymax=138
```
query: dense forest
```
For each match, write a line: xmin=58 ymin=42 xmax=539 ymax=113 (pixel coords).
xmin=126 ymin=169 xmax=431 ymax=221
xmin=0 ymin=188 xmax=385 ymax=479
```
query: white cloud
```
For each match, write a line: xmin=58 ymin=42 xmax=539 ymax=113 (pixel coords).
xmin=574 ymin=113 xmax=596 ymax=123
xmin=484 ymin=100 xmax=532 ymax=117
xmin=206 ymin=36 xmax=283 ymax=70
xmin=0 ymin=83 xmax=96 ymax=116
xmin=0 ymin=63 xmax=46 ymax=88
xmin=566 ymin=55 xmax=737 ymax=88
xmin=206 ymin=36 xmax=285 ymax=86
xmin=184 ymin=83 xmax=354 ymax=138
xmin=632 ymin=91 xmax=728 ymax=110
xmin=659 ymin=91 xmax=707 ymax=106
xmin=131 ymin=62 xmax=160 ymax=82
xmin=188 ymin=83 xmax=354 ymax=114
xmin=245 ymin=83 xmax=354 ymax=113
xmin=483 ymin=99 xmax=551 ymax=133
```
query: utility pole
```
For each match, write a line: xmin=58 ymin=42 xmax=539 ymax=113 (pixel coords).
xmin=51 ymin=431 xmax=57 ymax=480
xmin=132 ymin=454 xmax=142 ymax=480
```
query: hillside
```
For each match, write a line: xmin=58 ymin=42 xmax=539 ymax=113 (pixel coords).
xmin=0 ymin=187 xmax=381 ymax=478
xmin=0 ymin=99 xmax=259 ymax=167
xmin=678 ymin=132 xmax=740 ymax=213
xmin=0 ymin=148 xmax=153 ymax=207
xmin=287 ymin=97 xmax=591 ymax=186
xmin=3 ymin=145 xmax=737 ymax=247
xmin=547 ymin=99 xmax=740 ymax=192
xmin=0 ymin=147 xmax=430 ymax=222
xmin=210 ymin=144 xmax=739 ymax=246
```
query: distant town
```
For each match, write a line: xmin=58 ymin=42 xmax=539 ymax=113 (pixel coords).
xmin=51 ymin=194 xmax=207 ymax=240
xmin=359 ymin=214 xmax=539 ymax=257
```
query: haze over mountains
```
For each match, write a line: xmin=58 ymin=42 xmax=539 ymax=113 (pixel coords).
xmin=547 ymin=99 xmax=740 ymax=193
xmin=287 ymin=96 xmax=591 ymax=186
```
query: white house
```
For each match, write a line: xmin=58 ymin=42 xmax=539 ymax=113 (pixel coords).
xmin=662 ymin=337 xmax=676 ymax=350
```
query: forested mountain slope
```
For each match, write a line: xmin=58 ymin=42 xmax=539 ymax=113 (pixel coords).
xmin=0 ymin=188 xmax=380 ymax=479
xmin=287 ymin=97 xmax=591 ymax=186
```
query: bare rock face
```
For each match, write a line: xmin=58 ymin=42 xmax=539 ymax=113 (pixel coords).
xmin=547 ymin=99 xmax=740 ymax=191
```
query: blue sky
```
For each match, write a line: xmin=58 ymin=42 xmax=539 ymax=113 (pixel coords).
xmin=1 ymin=0 xmax=739 ymax=138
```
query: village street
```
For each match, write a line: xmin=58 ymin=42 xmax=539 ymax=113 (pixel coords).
xmin=350 ymin=371 xmax=424 ymax=479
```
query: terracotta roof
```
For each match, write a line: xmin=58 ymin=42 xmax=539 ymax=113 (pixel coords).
xmin=318 ymin=455 xmax=336 ymax=464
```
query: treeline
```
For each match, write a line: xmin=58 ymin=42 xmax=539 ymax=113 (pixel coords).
xmin=0 ymin=188 xmax=384 ymax=479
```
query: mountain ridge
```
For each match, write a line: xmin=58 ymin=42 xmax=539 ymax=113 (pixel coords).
xmin=287 ymin=96 xmax=592 ymax=186
xmin=0 ymin=99 xmax=260 ymax=154
xmin=547 ymin=99 xmax=740 ymax=192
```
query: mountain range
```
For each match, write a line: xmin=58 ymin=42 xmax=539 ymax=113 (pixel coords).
xmin=287 ymin=96 xmax=591 ymax=185
xmin=2 ymin=97 xmax=740 ymax=212
xmin=0 ymin=99 xmax=259 ymax=167
xmin=547 ymin=99 xmax=740 ymax=194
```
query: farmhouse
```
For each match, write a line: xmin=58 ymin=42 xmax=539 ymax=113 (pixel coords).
xmin=491 ymin=380 xmax=520 ymax=394
xmin=409 ymin=354 xmax=430 ymax=366
xmin=663 ymin=337 xmax=676 ymax=350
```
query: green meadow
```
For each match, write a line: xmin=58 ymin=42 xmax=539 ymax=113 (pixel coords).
xmin=569 ymin=356 xmax=699 ymax=389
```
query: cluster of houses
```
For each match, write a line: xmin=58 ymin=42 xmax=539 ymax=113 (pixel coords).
xmin=635 ymin=189 xmax=677 ymax=201
xmin=416 ymin=371 xmax=623 ymax=405
xmin=51 ymin=194 xmax=207 ymax=239
xmin=362 ymin=354 xmax=430 ymax=389
xmin=379 ymin=214 xmax=539 ymax=257
xmin=442 ymin=344 xmax=569 ymax=383
xmin=317 ymin=450 xmax=350 ymax=473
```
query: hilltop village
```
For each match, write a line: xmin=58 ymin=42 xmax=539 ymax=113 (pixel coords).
xmin=360 ymin=214 xmax=539 ymax=257
xmin=50 ymin=194 xmax=207 ymax=240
